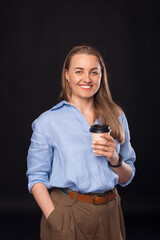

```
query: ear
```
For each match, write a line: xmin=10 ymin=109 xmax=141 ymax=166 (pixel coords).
xmin=65 ymin=69 xmax=69 ymax=81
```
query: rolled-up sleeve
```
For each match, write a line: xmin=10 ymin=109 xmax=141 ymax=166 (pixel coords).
xmin=119 ymin=114 xmax=136 ymax=187
xmin=26 ymin=118 xmax=53 ymax=193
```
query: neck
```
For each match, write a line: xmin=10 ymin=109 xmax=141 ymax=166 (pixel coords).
xmin=69 ymin=97 xmax=94 ymax=115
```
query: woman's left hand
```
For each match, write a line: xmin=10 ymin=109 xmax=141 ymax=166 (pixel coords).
xmin=91 ymin=133 xmax=119 ymax=165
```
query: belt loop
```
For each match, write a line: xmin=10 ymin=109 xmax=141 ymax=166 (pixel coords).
xmin=105 ymin=194 xmax=108 ymax=203
xmin=73 ymin=192 xmax=78 ymax=203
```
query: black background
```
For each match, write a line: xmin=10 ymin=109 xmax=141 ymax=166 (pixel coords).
xmin=1 ymin=0 xmax=160 ymax=239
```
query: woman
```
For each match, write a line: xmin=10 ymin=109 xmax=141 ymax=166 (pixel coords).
xmin=26 ymin=44 xmax=136 ymax=240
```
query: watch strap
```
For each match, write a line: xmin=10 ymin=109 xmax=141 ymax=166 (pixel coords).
xmin=108 ymin=154 xmax=122 ymax=168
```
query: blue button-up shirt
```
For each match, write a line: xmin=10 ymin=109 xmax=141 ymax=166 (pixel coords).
xmin=26 ymin=100 xmax=136 ymax=193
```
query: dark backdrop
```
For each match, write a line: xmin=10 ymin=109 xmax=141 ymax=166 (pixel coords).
xmin=1 ymin=0 xmax=160 ymax=239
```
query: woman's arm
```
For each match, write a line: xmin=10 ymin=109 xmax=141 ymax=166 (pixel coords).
xmin=92 ymin=114 xmax=135 ymax=185
xmin=111 ymin=160 xmax=132 ymax=183
xmin=27 ymin=117 xmax=55 ymax=219
xmin=105 ymin=150 xmax=133 ymax=183
xmin=31 ymin=183 xmax=55 ymax=219
xmin=92 ymin=134 xmax=132 ymax=183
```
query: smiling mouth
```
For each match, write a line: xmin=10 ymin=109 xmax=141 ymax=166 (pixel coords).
xmin=79 ymin=85 xmax=93 ymax=90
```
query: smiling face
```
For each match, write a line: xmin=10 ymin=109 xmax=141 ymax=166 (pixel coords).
xmin=65 ymin=54 xmax=102 ymax=103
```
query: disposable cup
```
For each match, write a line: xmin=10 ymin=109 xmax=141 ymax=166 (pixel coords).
xmin=89 ymin=124 xmax=111 ymax=156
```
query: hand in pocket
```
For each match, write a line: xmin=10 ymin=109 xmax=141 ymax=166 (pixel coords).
xmin=46 ymin=208 xmax=56 ymax=221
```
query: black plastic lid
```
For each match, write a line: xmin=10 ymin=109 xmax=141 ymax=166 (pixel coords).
xmin=89 ymin=124 xmax=111 ymax=133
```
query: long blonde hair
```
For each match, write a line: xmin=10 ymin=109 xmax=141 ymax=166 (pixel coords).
xmin=58 ymin=45 xmax=125 ymax=143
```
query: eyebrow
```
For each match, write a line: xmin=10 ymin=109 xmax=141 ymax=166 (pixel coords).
xmin=74 ymin=67 xmax=83 ymax=70
xmin=74 ymin=67 xmax=99 ymax=70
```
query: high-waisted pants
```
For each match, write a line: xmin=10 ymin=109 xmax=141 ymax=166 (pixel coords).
xmin=40 ymin=188 xmax=125 ymax=240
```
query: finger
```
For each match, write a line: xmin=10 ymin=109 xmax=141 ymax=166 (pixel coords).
xmin=92 ymin=144 xmax=114 ymax=153
xmin=100 ymin=134 xmax=114 ymax=142
xmin=92 ymin=141 xmax=111 ymax=147
xmin=93 ymin=149 xmax=114 ymax=158
xmin=92 ymin=140 xmax=115 ymax=148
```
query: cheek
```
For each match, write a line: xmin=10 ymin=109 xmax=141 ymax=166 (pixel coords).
xmin=69 ymin=79 xmax=79 ymax=90
xmin=70 ymin=79 xmax=79 ymax=85
xmin=96 ymin=78 xmax=101 ymax=88
xmin=70 ymin=75 xmax=81 ymax=85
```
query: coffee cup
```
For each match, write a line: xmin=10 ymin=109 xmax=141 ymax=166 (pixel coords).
xmin=89 ymin=124 xmax=111 ymax=156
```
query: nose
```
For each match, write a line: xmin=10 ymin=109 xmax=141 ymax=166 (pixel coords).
xmin=83 ymin=73 xmax=91 ymax=83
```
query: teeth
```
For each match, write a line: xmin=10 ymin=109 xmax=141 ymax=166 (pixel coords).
xmin=80 ymin=86 xmax=92 ymax=89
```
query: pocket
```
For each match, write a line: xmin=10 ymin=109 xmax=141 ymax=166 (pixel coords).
xmin=46 ymin=206 xmax=61 ymax=225
xmin=46 ymin=208 xmax=56 ymax=223
xmin=46 ymin=203 xmax=66 ymax=233
xmin=46 ymin=189 xmax=64 ymax=225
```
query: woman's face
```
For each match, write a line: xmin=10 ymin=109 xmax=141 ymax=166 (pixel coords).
xmin=65 ymin=54 xmax=102 ymax=102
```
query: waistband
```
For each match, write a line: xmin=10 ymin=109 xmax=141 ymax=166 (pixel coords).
xmin=59 ymin=188 xmax=117 ymax=205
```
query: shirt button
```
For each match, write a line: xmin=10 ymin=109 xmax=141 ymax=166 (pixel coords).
xmin=99 ymin=166 xmax=102 ymax=169
xmin=104 ymin=184 xmax=106 ymax=186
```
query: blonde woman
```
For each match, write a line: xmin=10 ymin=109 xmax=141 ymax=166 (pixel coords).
xmin=27 ymin=45 xmax=136 ymax=240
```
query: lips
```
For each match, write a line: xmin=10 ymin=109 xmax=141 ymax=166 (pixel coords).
xmin=79 ymin=85 xmax=93 ymax=90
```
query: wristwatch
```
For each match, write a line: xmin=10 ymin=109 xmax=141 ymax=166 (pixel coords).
xmin=108 ymin=154 xmax=123 ymax=168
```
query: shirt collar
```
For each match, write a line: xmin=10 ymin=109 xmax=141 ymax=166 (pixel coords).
xmin=51 ymin=100 xmax=103 ymax=124
xmin=51 ymin=100 xmax=69 ymax=111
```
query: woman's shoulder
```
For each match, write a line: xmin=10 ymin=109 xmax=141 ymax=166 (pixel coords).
xmin=118 ymin=112 xmax=131 ymax=135
xmin=118 ymin=112 xmax=128 ymax=127
xmin=33 ymin=100 xmax=68 ymax=125
xmin=119 ymin=112 xmax=125 ymax=121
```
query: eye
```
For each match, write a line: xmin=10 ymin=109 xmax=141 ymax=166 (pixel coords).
xmin=91 ymin=71 xmax=98 ymax=75
xmin=76 ymin=71 xmax=82 ymax=74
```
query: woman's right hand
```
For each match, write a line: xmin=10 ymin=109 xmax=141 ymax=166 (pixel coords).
xmin=45 ymin=207 xmax=55 ymax=220
xmin=31 ymin=183 xmax=55 ymax=220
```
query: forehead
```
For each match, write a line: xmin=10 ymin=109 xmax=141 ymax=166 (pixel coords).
xmin=69 ymin=54 xmax=100 ymax=69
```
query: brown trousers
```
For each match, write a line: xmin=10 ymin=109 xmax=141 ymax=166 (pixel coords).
xmin=40 ymin=188 xmax=125 ymax=240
